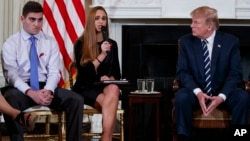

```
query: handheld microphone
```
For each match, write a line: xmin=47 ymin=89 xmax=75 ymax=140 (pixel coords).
xmin=101 ymin=26 xmax=108 ymax=41
xmin=101 ymin=26 xmax=110 ymax=54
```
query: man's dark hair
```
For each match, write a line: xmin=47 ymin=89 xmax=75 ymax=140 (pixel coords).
xmin=22 ymin=1 xmax=43 ymax=17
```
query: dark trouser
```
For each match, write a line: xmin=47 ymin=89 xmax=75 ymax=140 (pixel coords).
xmin=174 ymin=88 xmax=250 ymax=137
xmin=3 ymin=87 xmax=84 ymax=141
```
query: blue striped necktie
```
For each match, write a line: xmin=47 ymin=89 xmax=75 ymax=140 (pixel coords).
xmin=29 ymin=36 xmax=39 ymax=90
xmin=202 ymin=39 xmax=212 ymax=96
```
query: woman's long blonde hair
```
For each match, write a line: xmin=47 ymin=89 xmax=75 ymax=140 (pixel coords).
xmin=79 ymin=6 xmax=109 ymax=66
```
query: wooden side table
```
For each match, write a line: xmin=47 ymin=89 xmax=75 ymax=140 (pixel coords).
xmin=128 ymin=93 xmax=163 ymax=141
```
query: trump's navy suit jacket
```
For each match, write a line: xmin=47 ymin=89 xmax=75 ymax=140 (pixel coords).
xmin=176 ymin=30 xmax=243 ymax=97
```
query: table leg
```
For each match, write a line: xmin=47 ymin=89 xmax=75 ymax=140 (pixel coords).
xmin=156 ymin=101 xmax=160 ymax=141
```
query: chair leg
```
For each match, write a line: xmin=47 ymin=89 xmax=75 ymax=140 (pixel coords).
xmin=57 ymin=112 xmax=63 ymax=141
xmin=0 ymin=113 xmax=3 ymax=141
xmin=172 ymin=132 xmax=178 ymax=141
xmin=0 ymin=129 xmax=2 ymax=141
xmin=45 ymin=115 xmax=51 ymax=135
xmin=119 ymin=111 xmax=124 ymax=141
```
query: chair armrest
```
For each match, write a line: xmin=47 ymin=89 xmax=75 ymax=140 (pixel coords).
xmin=172 ymin=79 xmax=179 ymax=93
xmin=244 ymin=80 xmax=250 ymax=93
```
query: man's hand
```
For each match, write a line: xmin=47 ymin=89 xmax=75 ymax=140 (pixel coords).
xmin=197 ymin=92 xmax=211 ymax=116
xmin=205 ymin=96 xmax=224 ymax=116
xmin=26 ymin=89 xmax=54 ymax=106
xmin=197 ymin=92 xmax=224 ymax=116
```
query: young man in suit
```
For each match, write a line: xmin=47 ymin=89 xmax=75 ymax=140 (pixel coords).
xmin=174 ymin=6 xmax=249 ymax=141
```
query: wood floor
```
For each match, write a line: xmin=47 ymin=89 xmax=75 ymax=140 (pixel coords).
xmin=2 ymin=136 xmax=55 ymax=141
xmin=0 ymin=122 xmax=103 ymax=141
xmin=0 ymin=123 xmax=121 ymax=141
xmin=1 ymin=136 xmax=100 ymax=141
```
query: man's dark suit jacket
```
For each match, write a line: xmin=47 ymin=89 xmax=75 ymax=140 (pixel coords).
xmin=176 ymin=30 xmax=243 ymax=97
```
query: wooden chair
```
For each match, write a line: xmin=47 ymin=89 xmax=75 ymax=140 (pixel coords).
xmin=0 ymin=80 xmax=63 ymax=141
xmin=0 ymin=105 xmax=63 ymax=141
xmin=172 ymin=79 xmax=250 ymax=141
xmin=67 ymin=62 xmax=125 ymax=141
xmin=23 ymin=106 xmax=63 ymax=141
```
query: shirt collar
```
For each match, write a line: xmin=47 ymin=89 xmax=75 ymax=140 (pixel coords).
xmin=21 ymin=29 xmax=42 ymax=41
xmin=201 ymin=30 xmax=216 ymax=46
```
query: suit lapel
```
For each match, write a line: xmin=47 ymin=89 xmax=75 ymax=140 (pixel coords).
xmin=194 ymin=38 xmax=205 ymax=78
xmin=211 ymin=32 xmax=222 ymax=77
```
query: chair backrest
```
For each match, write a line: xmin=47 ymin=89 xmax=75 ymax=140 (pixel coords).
xmin=68 ymin=62 xmax=77 ymax=89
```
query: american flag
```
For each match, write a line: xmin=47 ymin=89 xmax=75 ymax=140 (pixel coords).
xmin=42 ymin=0 xmax=85 ymax=88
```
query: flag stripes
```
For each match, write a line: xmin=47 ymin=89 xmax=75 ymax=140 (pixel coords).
xmin=43 ymin=0 xmax=85 ymax=88
xmin=72 ymin=0 xmax=86 ymax=27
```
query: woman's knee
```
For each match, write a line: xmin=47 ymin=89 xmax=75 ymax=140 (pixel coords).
xmin=105 ymin=84 xmax=120 ymax=95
